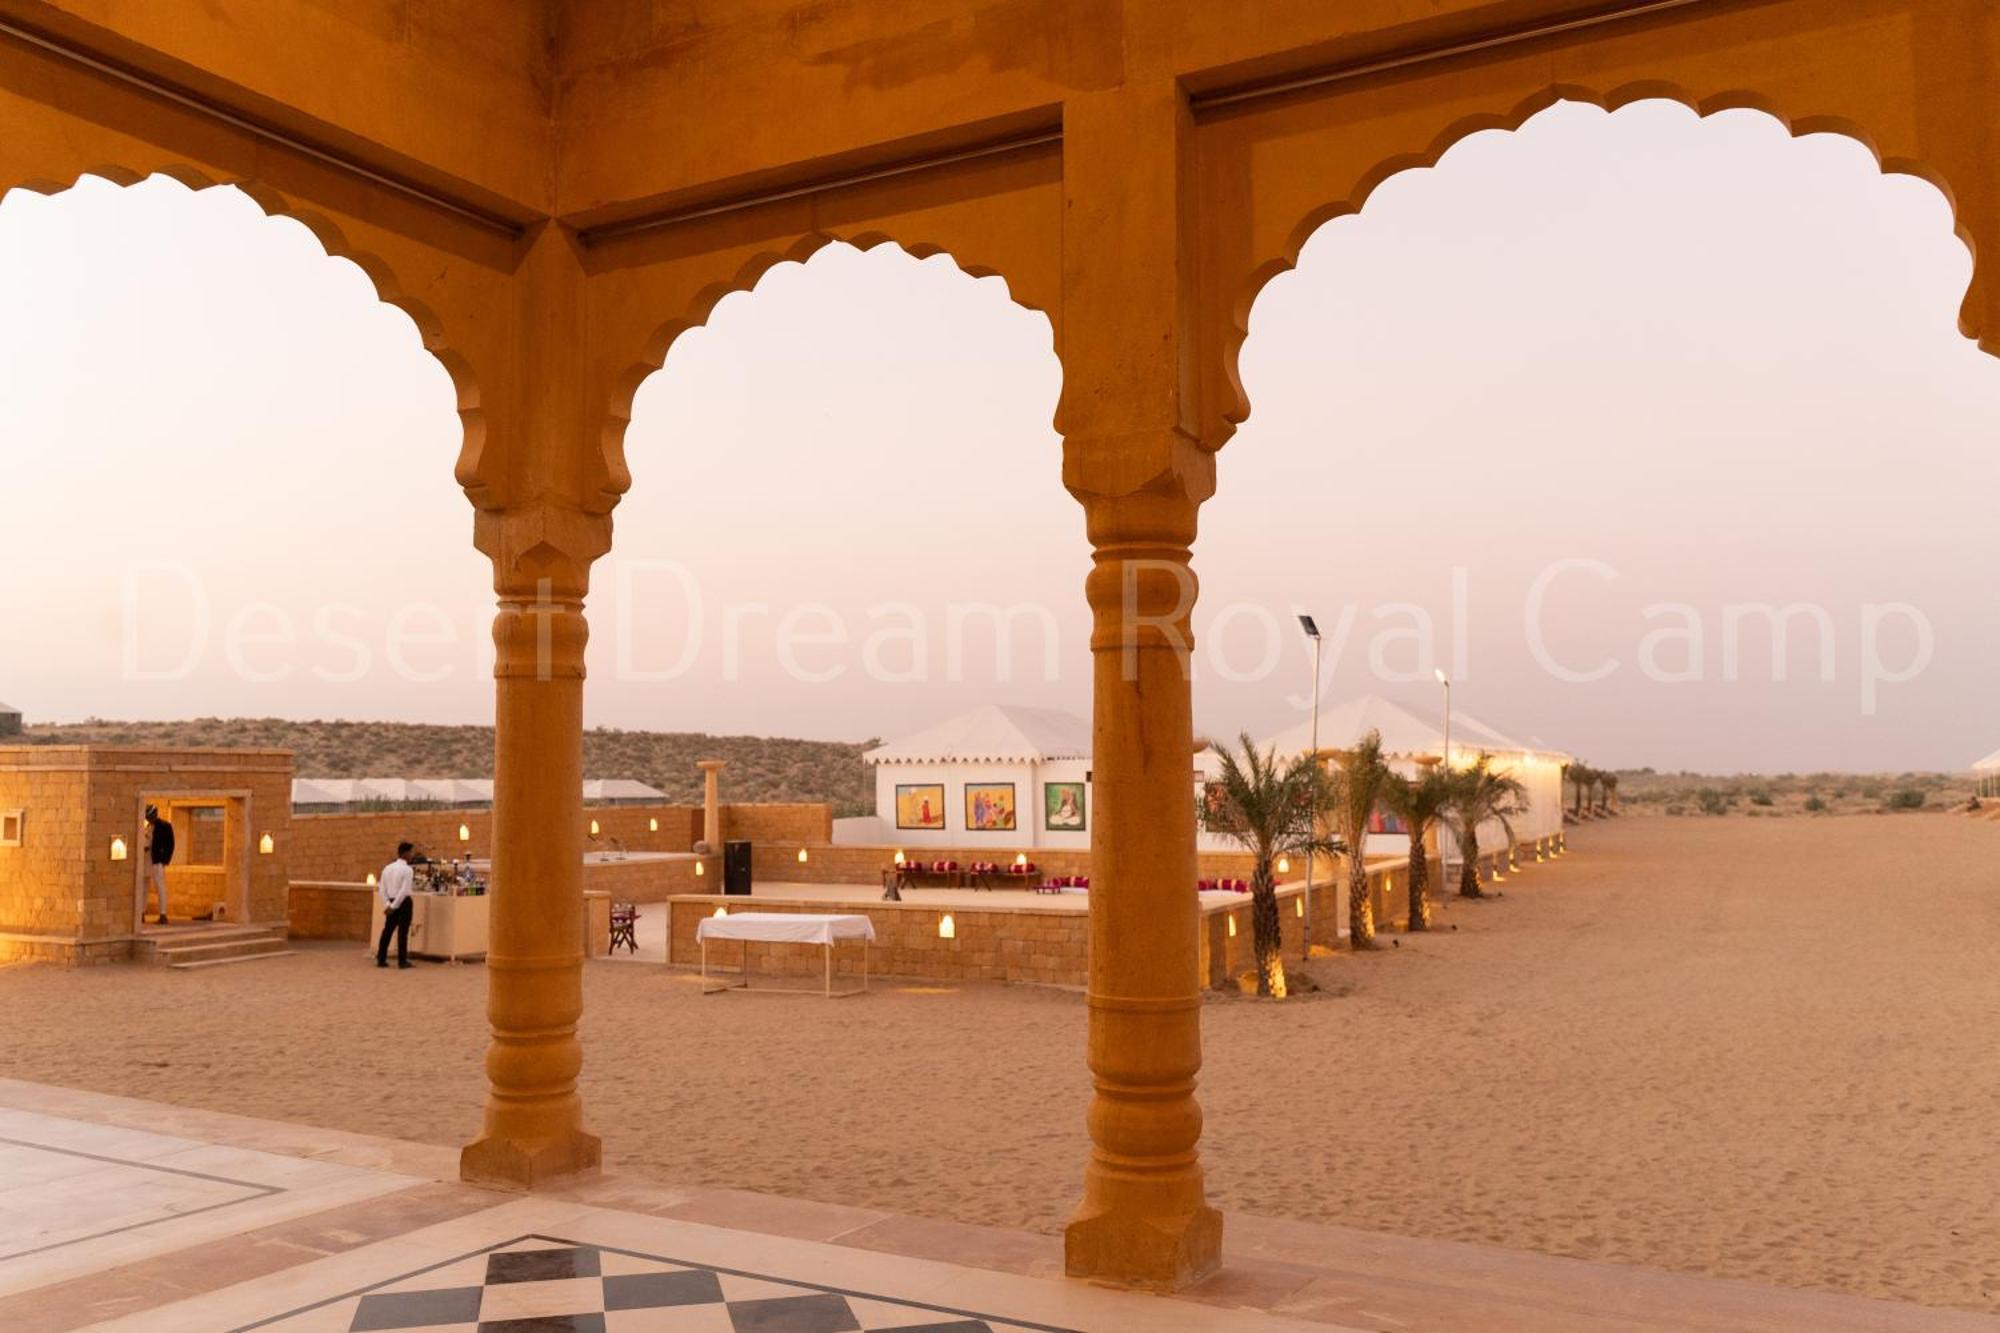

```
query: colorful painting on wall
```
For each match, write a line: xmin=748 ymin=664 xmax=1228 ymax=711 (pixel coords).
xmin=1200 ymin=782 xmax=1244 ymax=834
xmin=1368 ymin=806 xmax=1408 ymax=836
xmin=895 ymin=784 xmax=947 ymax=830
xmin=1044 ymin=781 xmax=1087 ymax=832
xmin=965 ymin=783 xmax=1018 ymax=831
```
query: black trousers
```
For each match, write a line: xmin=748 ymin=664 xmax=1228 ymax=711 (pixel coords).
xmin=377 ymin=898 xmax=413 ymax=965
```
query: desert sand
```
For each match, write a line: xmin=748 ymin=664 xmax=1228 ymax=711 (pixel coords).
xmin=1 ymin=815 xmax=1996 ymax=1313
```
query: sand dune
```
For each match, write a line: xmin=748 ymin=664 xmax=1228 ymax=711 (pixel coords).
xmin=1 ymin=814 xmax=1995 ymax=1313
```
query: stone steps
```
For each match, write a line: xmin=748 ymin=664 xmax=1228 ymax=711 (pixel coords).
xmin=138 ymin=927 xmax=291 ymax=969
xmin=168 ymin=949 xmax=298 ymax=971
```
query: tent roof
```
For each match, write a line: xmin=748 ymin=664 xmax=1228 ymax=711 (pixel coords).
xmin=583 ymin=779 xmax=667 ymax=801
xmin=0 ymin=702 xmax=18 ymax=713
xmin=1260 ymin=695 xmax=1452 ymax=762
xmin=1259 ymin=694 xmax=1562 ymax=764
xmin=866 ymin=704 xmax=1091 ymax=765
xmin=291 ymin=778 xmax=353 ymax=805
xmin=1974 ymin=748 xmax=2000 ymax=772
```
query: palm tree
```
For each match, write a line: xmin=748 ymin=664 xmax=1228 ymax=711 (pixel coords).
xmin=1325 ymin=730 xmax=1393 ymax=949
xmin=1378 ymin=763 xmax=1453 ymax=931
xmin=1208 ymin=733 xmax=1322 ymax=997
xmin=1568 ymin=761 xmax=1593 ymax=819
xmin=1601 ymin=771 xmax=1619 ymax=815
xmin=1445 ymin=755 xmax=1529 ymax=900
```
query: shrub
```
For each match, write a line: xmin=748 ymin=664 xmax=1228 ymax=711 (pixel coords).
xmin=1697 ymin=788 xmax=1729 ymax=816
xmin=1803 ymin=795 xmax=1826 ymax=812
xmin=1885 ymin=788 xmax=1926 ymax=810
xmin=1749 ymin=789 xmax=1774 ymax=806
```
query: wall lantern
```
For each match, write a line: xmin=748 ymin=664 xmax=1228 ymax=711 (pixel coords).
xmin=649 ymin=817 xmax=659 ymax=833
xmin=797 ymin=847 xmax=809 ymax=864
xmin=1277 ymin=857 xmax=1291 ymax=875
xmin=259 ymin=833 xmax=275 ymax=855
xmin=1014 ymin=852 xmax=1027 ymax=867
xmin=694 ymin=860 xmax=705 ymax=877
xmin=712 ymin=905 xmax=727 ymax=918
xmin=938 ymin=912 xmax=955 ymax=940
xmin=893 ymin=849 xmax=905 ymax=865
xmin=458 ymin=824 xmax=472 ymax=843
xmin=110 ymin=836 xmax=128 ymax=862
xmin=1295 ymin=898 xmax=1304 ymax=918
xmin=1227 ymin=915 xmax=1238 ymax=937
xmin=366 ymin=872 xmax=378 ymax=887
xmin=589 ymin=819 xmax=601 ymax=837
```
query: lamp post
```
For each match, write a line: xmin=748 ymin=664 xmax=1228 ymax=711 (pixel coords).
xmin=1435 ymin=666 xmax=1451 ymax=886
xmin=1298 ymin=614 xmax=1321 ymax=955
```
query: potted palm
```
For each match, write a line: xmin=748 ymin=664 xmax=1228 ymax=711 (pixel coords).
xmin=1444 ymin=755 xmax=1529 ymax=899
xmin=1377 ymin=762 xmax=1453 ymax=931
xmin=1326 ymin=730 xmax=1393 ymax=949
xmin=1207 ymin=733 xmax=1323 ymax=997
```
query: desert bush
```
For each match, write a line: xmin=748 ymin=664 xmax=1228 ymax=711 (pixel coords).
xmin=1885 ymin=788 xmax=1926 ymax=810
xmin=1803 ymin=795 xmax=1826 ymax=812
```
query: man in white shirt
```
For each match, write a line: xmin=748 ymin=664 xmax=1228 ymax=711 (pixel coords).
xmin=376 ymin=842 xmax=417 ymax=969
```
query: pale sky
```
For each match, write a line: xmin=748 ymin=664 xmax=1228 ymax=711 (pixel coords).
xmin=2 ymin=99 xmax=1994 ymax=772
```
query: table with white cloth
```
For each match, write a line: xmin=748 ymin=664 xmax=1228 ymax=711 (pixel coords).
xmin=694 ymin=911 xmax=875 ymax=998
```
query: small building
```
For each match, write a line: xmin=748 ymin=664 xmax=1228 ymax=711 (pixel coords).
xmin=0 ymin=702 xmax=20 ymax=738
xmin=858 ymin=705 xmax=1093 ymax=850
xmin=0 ymin=745 xmax=293 ymax=964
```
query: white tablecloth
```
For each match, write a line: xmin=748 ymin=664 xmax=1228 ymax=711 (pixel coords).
xmin=696 ymin=912 xmax=876 ymax=946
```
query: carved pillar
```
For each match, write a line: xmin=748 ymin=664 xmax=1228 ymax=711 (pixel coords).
xmin=459 ymin=225 xmax=621 ymax=1190
xmin=697 ymin=759 xmax=725 ymax=850
xmin=460 ymin=555 xmax=602 ymax=1188
xmin=1060 ymin=81 xmax=1222 ymax=1289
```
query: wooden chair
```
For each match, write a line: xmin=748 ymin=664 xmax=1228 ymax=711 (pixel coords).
xmin=609 ymin=903 xmax=639 ymax=954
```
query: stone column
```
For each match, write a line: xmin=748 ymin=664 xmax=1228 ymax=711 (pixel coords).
xmin=697 ymin=759 xmax=724 ymax=850
xmin=458 ymin=227 xmax=616 ymax=1191
xmin=1060 ymin=81 xmax=1222 ymax=1289
xmin=460 ymin=570 xmax=601 ymax=1189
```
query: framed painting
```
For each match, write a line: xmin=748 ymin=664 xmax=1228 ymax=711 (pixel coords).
xmin=895 ymin=783 xmax=947 ymax=830
xmin=1044 ymin=781 xmax=1087 ymax=832
xmin=965 ymin=783 xmax=1018 ymax=832
xmin=1200 ymin=782 xmax=1244 ymax=835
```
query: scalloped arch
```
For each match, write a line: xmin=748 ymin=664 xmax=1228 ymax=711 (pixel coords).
xmin=1216 ymin=83 xmax=1982 ymax=446
xmin=3 ymin=164 xmax=489 ymax=506
xmin=599 ymin=230 xmax=1056 ymax=505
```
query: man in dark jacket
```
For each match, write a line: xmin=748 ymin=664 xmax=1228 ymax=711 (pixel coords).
xmin=144 ymin=805 xmax=175 ymax=925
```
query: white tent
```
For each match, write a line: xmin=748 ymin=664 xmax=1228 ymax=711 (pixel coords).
xmin=1975 ymin=748 xmax=2000 ymax=798
xmin=1247 ymin=694 xmax=1568 ymax=855
xmin=862 ymin=704 xmax=1093 ymax=849
xmin=583 ymin=778 xmax=668 ymax=805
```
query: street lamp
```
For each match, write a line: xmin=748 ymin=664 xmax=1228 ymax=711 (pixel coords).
xmin=1298 ymin=614 xmax=1321 ymax=956
xmin=1435 ymin=666 xmax=1451 ymax=887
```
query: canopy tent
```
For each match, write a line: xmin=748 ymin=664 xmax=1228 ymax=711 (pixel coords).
xmin=864 ymin=704 xmax=1091 ymax=766
xmin=860 ymin=704 xmax=1094 ymax=849
xmin=1975 ymin=748 xmax=2000 ymax=798
xmin=293 ymin=777 xmax=644 ymax=810
xmin=1242 ymin=693 xmax=1570 ymax=853
xmin=583 ymin=778 xmax=668 ymax=805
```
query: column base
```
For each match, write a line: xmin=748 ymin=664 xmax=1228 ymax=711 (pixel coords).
xmin=1064 ymin=1197 xmax=1223 ymax=1290
xmin=460 ymin=1127 xmax=602 ymax=1191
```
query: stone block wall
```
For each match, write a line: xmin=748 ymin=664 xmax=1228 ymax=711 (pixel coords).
xmin=669 ymin=896 xmax=1094 ymax=987
xmin=289 ymin=881 xmax=376 ymax=940
xmin=286 ymin=802 xmax=825 ymax=883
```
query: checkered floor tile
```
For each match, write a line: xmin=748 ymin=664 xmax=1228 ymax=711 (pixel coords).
xmin=250 ymin=1236 xmax=1071 ymax=1332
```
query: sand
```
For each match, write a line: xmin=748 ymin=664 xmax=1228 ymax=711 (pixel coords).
xmin=2 ymin=814 xmax=1997 ymax=1313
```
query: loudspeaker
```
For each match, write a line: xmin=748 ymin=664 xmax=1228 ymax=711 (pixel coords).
xmin=723 ymin=840 xmax=753 ymax=895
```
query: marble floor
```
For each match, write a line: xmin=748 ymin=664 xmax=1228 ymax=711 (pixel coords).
xmin=0 ymin=1077 xmax=1993 ymax=1332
